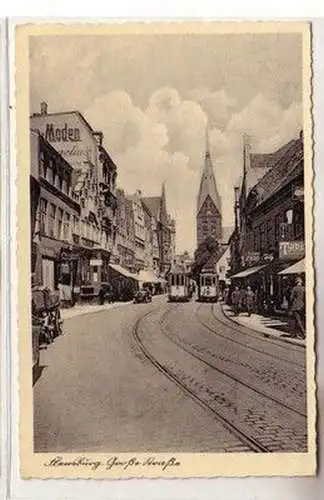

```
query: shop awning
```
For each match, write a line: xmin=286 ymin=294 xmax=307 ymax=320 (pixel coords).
xmin=278 ymin=258 xmax=305 ymax=275
xmin=138 ymin=270 xmax=159 ymax=283
xmin=109 ymin=263 xmax=140 ymax=280
xmin=230 ymin=264 xmax=267 ymax=279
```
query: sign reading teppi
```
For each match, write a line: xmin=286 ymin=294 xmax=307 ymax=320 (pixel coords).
xmin=279 ymin=241 xmax=305 ymax=261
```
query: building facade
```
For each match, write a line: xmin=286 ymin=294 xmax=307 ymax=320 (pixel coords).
xmin=196 ymin=132 xmax=222 ymax=248
xmin=127 ymin=190 xmax=146 ymax=272
xmin=142 ymin=183 xmax=175 ymax=276
xmin=31 ymin=103 xmax=118 ymax=302
xmin=115 ymin=188 xmax=135 ymax=271
xmin=30 ymin=130 xmax=81 ymax=298
xmin=229 ymin=132 xmax=305 ymax=313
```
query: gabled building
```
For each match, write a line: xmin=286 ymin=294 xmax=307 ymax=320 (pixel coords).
xmin=196 ymin=130 xmax=222 ymax=247
xmin=142 ymin=183 xmax=175 ymax=276
xmin=229 ymin=132 xmax=305 ymax=313
xmin=30 ymin=103 xmax=118 ymax=303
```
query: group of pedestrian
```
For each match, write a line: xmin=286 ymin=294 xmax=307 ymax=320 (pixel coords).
xmin=226 ymin=277 xmax=305 ymax=339
xmin=230 ymin=285 xmax=255 ymax=317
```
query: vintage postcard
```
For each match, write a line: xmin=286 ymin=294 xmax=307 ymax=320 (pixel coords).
xmin=15 ymin=21 xmax=316 ymax=478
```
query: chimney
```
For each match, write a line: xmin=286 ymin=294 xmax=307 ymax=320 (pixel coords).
xmin=40 ymin=101 xmax=48 ymax=115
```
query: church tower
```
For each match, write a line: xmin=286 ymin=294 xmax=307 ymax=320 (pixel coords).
xmin=196 ymin=129 xmax=222 ymax=248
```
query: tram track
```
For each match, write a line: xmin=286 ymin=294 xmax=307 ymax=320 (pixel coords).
xmin=160 ymin=304 xmax=306 ymax=418
xmin=132 ymin=305 xmax=307 ymax=453
xmin=197 ymin=303 xmax=304 ymax=368
xmin=132 ymin=308 xmax=270 ymax=453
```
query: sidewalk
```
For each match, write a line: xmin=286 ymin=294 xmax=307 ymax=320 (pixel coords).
xmin=60 ymin=294 xmax=165 ymax=320
xmin=221 ymin=303 xmax=306 ymax=348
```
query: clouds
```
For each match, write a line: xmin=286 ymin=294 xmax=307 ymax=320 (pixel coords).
xmin=83 ymin=86 xmax=302 ymax=253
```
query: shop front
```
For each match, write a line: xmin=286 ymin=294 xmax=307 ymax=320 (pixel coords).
xmin=74 ymin=246 xmax=112 ymax=303
xmin=108 ymin=263 xmax=140 ymax=301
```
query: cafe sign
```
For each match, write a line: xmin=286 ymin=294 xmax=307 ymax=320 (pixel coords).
xmin=279 ymin=241 xmax=305 ymax=261
xmin=245 ymin=252 xmax=260 ymax=265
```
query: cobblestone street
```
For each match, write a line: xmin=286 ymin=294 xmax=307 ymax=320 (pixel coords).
xmin=34 ymin=297 xmax=307 ymax=453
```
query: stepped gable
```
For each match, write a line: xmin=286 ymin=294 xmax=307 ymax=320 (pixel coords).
xmin=250 ymin=135 xmax=303 ymax=208
xmin=141 ymin=196 xmax=161 ymax=220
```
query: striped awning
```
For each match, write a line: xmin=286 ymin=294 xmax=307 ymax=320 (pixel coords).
xmin=278 ymin=258 xmax=305 ymax=275
xmin=230 ymin=264 xmax=267 ymax=279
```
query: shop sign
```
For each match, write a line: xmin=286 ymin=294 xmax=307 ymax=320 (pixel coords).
xmin=262 ymin=253 xmax=274 ymax=263
xmin=279 ymin=241 xmax=305 ymax=260
xmin=90 ymin=259 xmax=103 ymax=266
xmin=246 ymin=252 xmax=260 ymax=265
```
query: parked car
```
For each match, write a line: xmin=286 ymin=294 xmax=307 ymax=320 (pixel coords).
xmin=133 ymin=289 xmax=152 ymax=304
xmin=98 ymin=283 xmax=115 ymax=305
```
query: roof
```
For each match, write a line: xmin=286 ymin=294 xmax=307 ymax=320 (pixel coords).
xmin=203 ymin=245 xmax=228 ymax=271
xmin=243 ymin=139 xmax=297 ymax=195
xmin=197 ymin=135 xmax=222 ymax=214
xmin=222 ymin=226 xmax=234 ymax=245
xmin=249 ymin=135 xmax=303 ymax=209
xmin=141 ymin=197 xmax=161 ymax=219
xmin=31 ymin=110 xmax=95 ymax=136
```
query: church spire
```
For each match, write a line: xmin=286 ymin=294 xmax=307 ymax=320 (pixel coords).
xmin=197 ymin=127 xmax=222 ymax=215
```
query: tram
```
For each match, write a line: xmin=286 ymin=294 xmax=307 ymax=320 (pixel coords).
xmin=198 ymin=271 xmax=219 ymax=302
xmin=168 ymin=267 xmax=193 ymax=302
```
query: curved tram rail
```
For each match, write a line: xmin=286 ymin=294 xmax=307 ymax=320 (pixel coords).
xmin=162 ymin=304 xmax=306 ymax=418
xmin=132 ymin=305 xmax=307 ymax=453
xmin=195 ymin=303 xmax=305 ymax=368
xmin=133 ymin=308 xmax=272 ymax=453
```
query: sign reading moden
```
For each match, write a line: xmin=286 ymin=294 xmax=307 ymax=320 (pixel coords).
xmin=45 ymin=123 xmax=81 ymax=143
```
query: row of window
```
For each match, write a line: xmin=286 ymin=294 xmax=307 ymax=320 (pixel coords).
xmin=40 ymin=153 xmax=71 ymax=196
xmin=39 ymin=198 xmax=112 ymax=244
xmin=248 ymin=207 xmax=304 ymax=253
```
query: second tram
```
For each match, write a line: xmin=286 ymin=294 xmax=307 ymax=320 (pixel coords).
xmin=168 ymin=270 xmax=193 ymax=302
xmin=198 ymin=271 xmax=219 ymax=302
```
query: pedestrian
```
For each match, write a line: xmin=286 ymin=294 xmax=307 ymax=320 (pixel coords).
xmin=231 ymin=286 xmax=240 ymax=316
xmin=223 ymin=286 xmax=229 ymax=304
xmin=98 ymin=286 xmax=105 ymax=305
xmin=289 ymin=277 xmax=305 ymax=339
xmin=239 ymin=286 xmax=247 ymax=314
xmin=246 ymin=286 xmax=255 ymax=317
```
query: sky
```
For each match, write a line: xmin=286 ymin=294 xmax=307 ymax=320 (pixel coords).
xmin=29 ymin=32 xmax=303 ymax=254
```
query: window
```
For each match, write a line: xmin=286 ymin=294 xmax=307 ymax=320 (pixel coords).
xmin=275 ymin=213 xmax=283 ymax=242
xmin=40 ymin=152 xmax=46 ymax=178
xmin=294 ymin=205 xmax=304 ymax=239
xmin=254 ymin=226 xmax=260 ymax=251
xmin=73 ymin=216 xmax=80 ymax=236
xmin=62 ymin=179 xmax=67 ymax=194
xmin=63 ymin=213 xmax=70 ymax=241
xmin=260 ymin=223 xmax=266 ymax=252
xmin=39 ymin=198 xmax=47 ymax=235
xmin=57 ymin=208 xmax=63 ymax=239
xmin=266 ymin=219 xmax=274 ymax=250
xmin=48 ymin=203 xmax=56 ymax=237
xmin=46 ymin=160 xmax=54 ymax=184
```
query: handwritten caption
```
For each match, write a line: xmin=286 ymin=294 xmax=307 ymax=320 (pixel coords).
xmin=44 ymin=455 xmax=181 ymax=472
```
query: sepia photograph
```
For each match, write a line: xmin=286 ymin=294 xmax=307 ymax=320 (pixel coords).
xmin=15 ymin=21 xmax=315 ymax=478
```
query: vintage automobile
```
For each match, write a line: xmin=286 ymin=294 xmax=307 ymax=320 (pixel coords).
xmin=133 ymin=289 xmax=153 ymax=304
xmin=98 ymin=282 xmax=115 ymax=305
